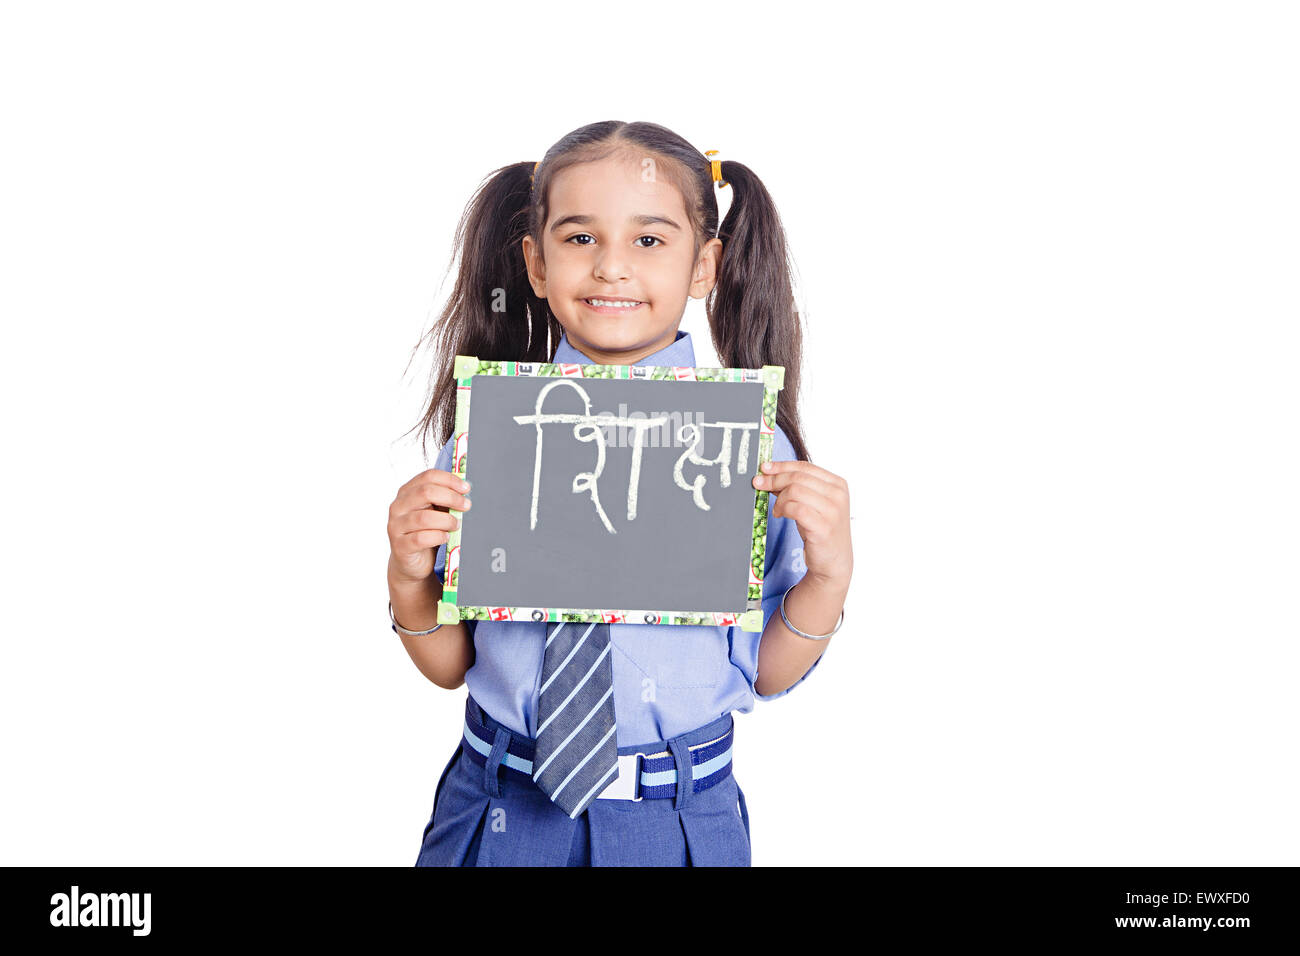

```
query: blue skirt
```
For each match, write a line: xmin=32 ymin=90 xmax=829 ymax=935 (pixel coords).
xmin=415 ymin=694 xmax=752 ymax=866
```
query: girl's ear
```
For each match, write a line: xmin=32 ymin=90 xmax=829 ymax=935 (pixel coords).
xmin=521 ymin=234 xmax=548 ymax=298
xmin=688 ymin=237 xmax=723 ymax=299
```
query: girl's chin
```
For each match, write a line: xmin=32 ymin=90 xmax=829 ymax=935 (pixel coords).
xmin=569 ymin=317 xmax=652 ymax=339
xmin=564 ymin=322 xmax=669 ymax=355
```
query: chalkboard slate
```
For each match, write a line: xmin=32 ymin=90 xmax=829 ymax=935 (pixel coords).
xmin=436 ymin=355 xmax=785 ymax=632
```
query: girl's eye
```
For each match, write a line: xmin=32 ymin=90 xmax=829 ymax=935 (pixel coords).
xmin=564 ymin=234 xmax=662 ymax=248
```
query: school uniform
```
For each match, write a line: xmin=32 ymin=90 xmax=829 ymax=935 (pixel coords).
xmin=413 ymin=329 xmax=823 ymax=866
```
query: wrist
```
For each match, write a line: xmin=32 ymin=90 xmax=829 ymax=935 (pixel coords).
xmin=387 ymin=557 xmax=444 ymax=600
xmin=800 ymin=570 xmax=850 ymax=605
xmin=387 ymin=573 xmax=445 ymax=637
xmin=779 ymin=579 xmax=845 ymax=641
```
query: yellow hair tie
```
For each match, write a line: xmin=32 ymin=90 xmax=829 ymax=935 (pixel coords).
xmin=530 ymin=161 xmax=539 ymax=184
xmin=705 ymin=149 xmax=728 ymax=188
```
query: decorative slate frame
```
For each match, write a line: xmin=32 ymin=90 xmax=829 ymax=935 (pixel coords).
xmin=436 ymin=355 xmax=785 ymax=632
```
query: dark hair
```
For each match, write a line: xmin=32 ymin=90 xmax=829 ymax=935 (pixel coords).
xmin=402 ymin=120 xmax=810 ymax=464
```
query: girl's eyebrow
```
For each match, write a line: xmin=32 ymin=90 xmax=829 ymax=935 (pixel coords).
xmin=550 ymin=213 xmax=682 ymax=233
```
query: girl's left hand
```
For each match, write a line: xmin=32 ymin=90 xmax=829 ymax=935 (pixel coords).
xmin=753 ymin=460 xmax=853 ymax=591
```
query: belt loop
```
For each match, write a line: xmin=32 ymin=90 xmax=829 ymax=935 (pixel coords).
xmin=484 ymin=726 xmax=511 ymax=797
xmin=668 ymin=736 xmax=693 ymax=812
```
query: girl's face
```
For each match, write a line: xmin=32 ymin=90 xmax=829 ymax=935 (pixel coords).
xmin=523 ymin=152 xmax=722 ymax=365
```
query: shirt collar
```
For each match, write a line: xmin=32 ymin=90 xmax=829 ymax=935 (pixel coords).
xmin=553 ymin=329 xmax=696 ymax=367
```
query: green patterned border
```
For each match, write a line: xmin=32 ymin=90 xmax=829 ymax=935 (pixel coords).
xmin=436 ymin=356 xmax=785 ymax=632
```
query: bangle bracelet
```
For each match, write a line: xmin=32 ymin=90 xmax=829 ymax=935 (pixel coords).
xmin=779 ymin=583 xmax=844 ymax=641
xmin=389 ymin=600 xmax=444 ymax=637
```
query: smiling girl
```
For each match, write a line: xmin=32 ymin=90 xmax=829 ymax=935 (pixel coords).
xmin=387 ymin=120 xmax=853 ymax=866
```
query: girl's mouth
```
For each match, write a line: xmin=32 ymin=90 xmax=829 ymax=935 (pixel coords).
xmin=582 ymin=297 xmax=645 ymax=314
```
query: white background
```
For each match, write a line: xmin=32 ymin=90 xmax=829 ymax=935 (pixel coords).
xmin=2 ymin=1 xmax=1296 ymax=866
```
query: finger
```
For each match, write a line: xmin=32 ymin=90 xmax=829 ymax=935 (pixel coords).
xmin=753 ymin=465 xmax=842 ymax=501
xmin=398 ymin=466 xmax=466 ymax=496
xmin=395 ymin=509 xmax=461 ymax=538
xmin=391 ymin=510 xmax=461 ymax=553
xmin=756 ymin=459 xmax=849 ymax=493
xmin=771 ymin=482 xmax=835 ymax=523
xmin=773 ymin=498 xmax=836 ymax=540
xmin=394 ymin=526 xmax=455 ymax=554
xmin=388 ymin=508 xmax=457 ymax=553
xmin=391 ymin=471 xmax=473 ymax=518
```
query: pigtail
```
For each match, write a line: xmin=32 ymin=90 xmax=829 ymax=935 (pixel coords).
xmin=707 ymin=160 xmax=812 ymax=464
xmin=404 ymin=161 xmax=558 ymax=461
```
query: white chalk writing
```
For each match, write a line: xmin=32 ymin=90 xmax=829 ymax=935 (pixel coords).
xmin=513 ymin=381 xmax=760 ymax=531
xmin=672 ymin=420 xmax=756 ymax=511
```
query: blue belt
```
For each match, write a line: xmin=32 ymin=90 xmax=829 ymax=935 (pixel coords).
xmin=460 ymin=704 xmax=734 ymax=802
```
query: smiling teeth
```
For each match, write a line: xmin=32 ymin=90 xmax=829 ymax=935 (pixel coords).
xmin=587 ymin=299 xmax=641 ymax=308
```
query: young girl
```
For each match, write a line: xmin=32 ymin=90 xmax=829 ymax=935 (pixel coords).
xmin=386 ymin=120 xmax=853 ymax=866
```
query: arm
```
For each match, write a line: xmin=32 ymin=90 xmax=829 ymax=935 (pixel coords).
xmin=386 ymin=437 xmax=477 ymax=689
xmin=389 ymin=556 xmax=475 ymax=689
xmin=753 ymin=573 xmax=847 ymax=697
xmin=749 ymin=447 xmax=854 ymax=697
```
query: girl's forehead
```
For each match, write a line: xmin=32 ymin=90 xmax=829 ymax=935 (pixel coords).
xmin=547 ymin=155 xmax=690 ymax=222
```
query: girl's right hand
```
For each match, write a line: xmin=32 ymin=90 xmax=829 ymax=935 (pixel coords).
xmin=386 ymin=468 xmax=473 ymax=586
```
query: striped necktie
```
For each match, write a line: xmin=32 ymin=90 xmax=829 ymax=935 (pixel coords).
xmin=531 ymin=620 xmax=619 ymax=818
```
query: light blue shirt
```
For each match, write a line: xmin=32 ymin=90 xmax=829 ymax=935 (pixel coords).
xmin=431 ymin=329 xmax=824 ymax=745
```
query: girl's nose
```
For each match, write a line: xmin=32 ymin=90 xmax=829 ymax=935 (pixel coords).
xmin=593 ymin=251 xmax=631 ymax=282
